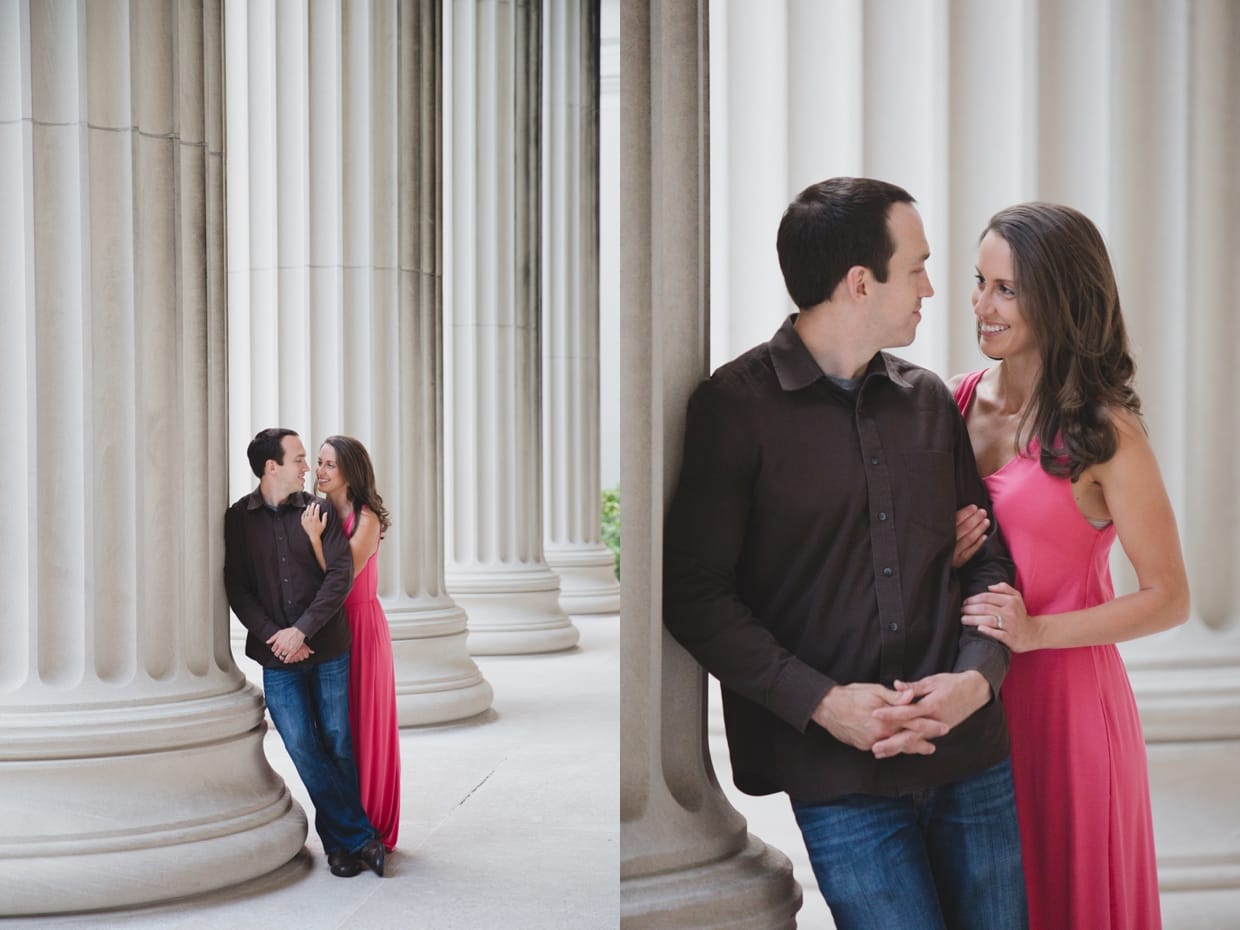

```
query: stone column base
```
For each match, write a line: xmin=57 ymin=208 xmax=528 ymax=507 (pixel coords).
xmin=1128 ymin=639 xmax=1240 ymax=925
xmin=621 ymin=833 xmax=802 ymax=930
xmin=547 ymin=542 xmax=621 ymax=615
xmin=388 ymin=601 xmax=495 ymax=725
xmin=1147 ymin=739 xmax=1240 ymax=922
xmin=0 ymin=693 xmax=306 ymax=915
xmin=1161 ymin=888 xmax=1240 ymax=929
xmin=450 ymin=566 xmax=580 ymax=655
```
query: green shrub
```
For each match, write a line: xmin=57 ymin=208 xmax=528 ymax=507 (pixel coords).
xmin=601 ymin=485 xmax=620 ymax=579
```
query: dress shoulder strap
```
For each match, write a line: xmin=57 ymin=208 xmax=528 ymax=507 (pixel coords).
xmin=952 ymin=368 xmax=988 ymax=414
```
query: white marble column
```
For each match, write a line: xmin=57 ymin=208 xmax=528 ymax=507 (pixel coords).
xmin=599 ymin=0 xmax=621 ymax=494
xmin=385 ymin=0 xmax=494 ymax=723
xmin=225 ymin=0 xmax=492 ymax=724
xmin=707 ymin=0 xmax=789 ymax=365
xmin=619 ymin=3 xmax=802 ymax=926
xmin=1097 ymin=3 xmax=1240 ymax=924
xmin=541 ymin=0 xmax=620 ymax=615
xmin=0 ymin=0 xmax=305 ymax=914
xmin=446 ymin=0 xmax=580 ymax=655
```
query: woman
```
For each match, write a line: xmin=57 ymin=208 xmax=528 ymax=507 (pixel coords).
xmin=303 ymin=435 xmax=401 ymax=851
xmin=949 ymin=203 xmax=1189 ymax=929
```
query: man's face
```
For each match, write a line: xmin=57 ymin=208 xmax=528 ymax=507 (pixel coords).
xmin=271 ymin=435 xmax=309 ymax=499
xmin=864 ymin=202 xmax=935 ymax=349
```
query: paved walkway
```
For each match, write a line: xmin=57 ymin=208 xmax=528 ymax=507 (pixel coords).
xmin=12 ymin=616 xmax=620 ymax=930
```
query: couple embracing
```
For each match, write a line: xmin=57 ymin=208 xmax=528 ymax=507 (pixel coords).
xmin=224 ymin=429 xmax=402 ymax=879
xmin=664 ymin=178 xmax=1188 ymax=930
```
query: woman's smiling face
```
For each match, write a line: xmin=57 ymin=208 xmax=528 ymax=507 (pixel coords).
xmin=972 ymin=230 xmax=1034 ymax=361
xmin=316 ymin=442 xmax=348 ymax=496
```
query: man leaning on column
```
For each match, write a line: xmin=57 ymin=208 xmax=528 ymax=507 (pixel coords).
xmin=224 ymin=427 xmax=386 ymax=879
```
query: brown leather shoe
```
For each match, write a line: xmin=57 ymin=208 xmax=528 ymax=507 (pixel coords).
xmin=328 ymin=851 xmax=363 ymax=877
xmin=356 ymin=838 xmax=386 ymax=877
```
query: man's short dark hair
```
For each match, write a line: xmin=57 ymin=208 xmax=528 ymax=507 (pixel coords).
xmin=247 ymin=428 xmax=300 ymax=478
xmin=776 ymin=177 xmax=916 ymax=309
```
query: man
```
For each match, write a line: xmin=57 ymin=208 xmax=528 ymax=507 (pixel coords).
xmin=663 ymin=178 xmax=1027 ymax=929
xmin=224 ymin=427 xmax=385 ymax=879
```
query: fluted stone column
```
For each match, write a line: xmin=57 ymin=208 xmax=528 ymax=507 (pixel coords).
xmin=385 ymin=0 xmax=494 ymax=724
xmin=446 ymin=0 xmax=579 ymax=655
xmin=0 ymin=0 xmax=305 ymax=914
xmin=619 ymin=3 xmax=802 ymax=926
xmin=1104 ymin=3 xmax=1240 ymax=924
xmin=541 ymin=0 xmax=620 ymax=615
xmin=708 ymin=0 xmax=789 ymax=365
xmin=225 ymin=0 xmax=492 ymax=724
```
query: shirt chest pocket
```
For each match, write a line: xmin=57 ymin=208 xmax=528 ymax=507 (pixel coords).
xmin=895 ymin=450 xmax=956 ymax=546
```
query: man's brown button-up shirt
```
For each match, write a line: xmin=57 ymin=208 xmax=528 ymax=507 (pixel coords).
xmin=224 ymin=489 xmax=354 ymax=669
xmin=664 ymin=316 xmax=1015 ymax=803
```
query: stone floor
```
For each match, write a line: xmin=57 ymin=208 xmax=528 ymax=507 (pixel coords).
xmin=10 ymin=615 xmax=620 ymax=930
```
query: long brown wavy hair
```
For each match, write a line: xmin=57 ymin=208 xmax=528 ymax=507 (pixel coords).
xmin=321 ymin=435 xmax=392 ymax=535
xmin=981 ymin=203 xmax=1142 ymax=481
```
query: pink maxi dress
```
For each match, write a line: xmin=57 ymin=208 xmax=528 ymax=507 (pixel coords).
xmin=955 ymin=370 xmax=1161 ymax=930
xmin=343 ymin=507 xmax=401 ymax=850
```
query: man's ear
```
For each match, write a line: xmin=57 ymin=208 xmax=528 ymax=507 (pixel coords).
xmin=265 ymin=458 xmax=279 ymax=477
xmin=843 ymin=265 xmax=870 ymax=301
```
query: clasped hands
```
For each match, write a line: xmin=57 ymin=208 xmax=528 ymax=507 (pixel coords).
xmin=811 ymin=670 xmax=990 ymax=760
xmin=266 ymin=626 xmax=314 ymax=664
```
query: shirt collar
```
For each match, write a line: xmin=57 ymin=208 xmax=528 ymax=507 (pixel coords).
xmin=769 ymin=313 xmax=914 ymax=392
xmin=244 ymin=488 xmax=310 ymax=511
xmin=876 ymin=352 xmax=915 ymax=390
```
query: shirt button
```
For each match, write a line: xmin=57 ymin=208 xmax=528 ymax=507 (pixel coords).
xmin=283 ymin=577 xmax=289 ymax=583
xmin=889 ymin=622 xmax=899 ymax=632
xmin=878 ymin=511 xmax=888 ymax=521
xmin=870 ymin=456 xmax=879 ymax=465
xmin=882 ymin=567 xmax=893 ymax=577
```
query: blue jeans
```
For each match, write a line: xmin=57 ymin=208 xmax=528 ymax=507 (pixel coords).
xmin=263 ymin=651 xmax=376 ymax=855
xmin=792 ymin=760 xmax=1027 ymax=930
